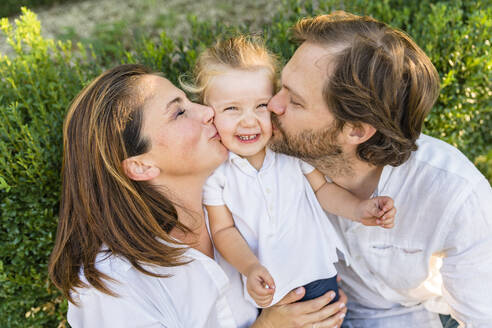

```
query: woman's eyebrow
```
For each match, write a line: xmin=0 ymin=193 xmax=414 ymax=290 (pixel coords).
xmin=166 ymin=97 xmax=183 ymax=110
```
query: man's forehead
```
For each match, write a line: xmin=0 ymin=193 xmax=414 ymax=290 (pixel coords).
xmin=284 ymin=42 xmax=346 ymax=77
xmin=283 ymin=46 xmax=321 ymax=84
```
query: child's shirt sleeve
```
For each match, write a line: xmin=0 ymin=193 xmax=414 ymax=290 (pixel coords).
xmin=203 ymin=167 xmax=226 ymax=206
xmin=299 ymin=159 xmax=315 ymax=175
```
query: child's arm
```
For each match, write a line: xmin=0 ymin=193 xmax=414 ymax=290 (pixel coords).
xmin=305 ymin=168 xmax=396 ymax=228
xmin=206 ymin=205 xmax=275 ymax=306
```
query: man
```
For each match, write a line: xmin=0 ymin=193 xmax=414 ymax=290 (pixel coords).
xmin=268 ymin=11 xmax=492 ymax=328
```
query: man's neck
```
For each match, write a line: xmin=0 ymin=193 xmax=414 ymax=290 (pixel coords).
xmin=330 ymin=159 xmax=384 ymax=200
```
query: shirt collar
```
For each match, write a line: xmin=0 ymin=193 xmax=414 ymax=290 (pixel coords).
xmin=227 ymin=147 xmax=276 ymax=175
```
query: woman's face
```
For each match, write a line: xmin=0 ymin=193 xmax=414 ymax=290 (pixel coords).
xmin=138 ymin=75 xmax=227 ymax=178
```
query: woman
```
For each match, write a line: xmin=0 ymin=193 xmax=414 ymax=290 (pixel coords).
xmin=49 ymin=64 xmax=347 ymax=327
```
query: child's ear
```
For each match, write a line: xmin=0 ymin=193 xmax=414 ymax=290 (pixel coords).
xmin=122 ymin=156 xmax=160 ymax=181
xmin=343 ymin=122 xmax=377 ymax=145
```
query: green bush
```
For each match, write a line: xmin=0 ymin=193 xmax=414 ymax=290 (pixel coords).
xmin=0 ymin=0 xmax=82 ymax=18
xmin=0 ymin=2 xmax=490 ymax=327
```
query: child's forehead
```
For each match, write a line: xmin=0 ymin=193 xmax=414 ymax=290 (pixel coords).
xmin=203 ymin=68 xmax=275 ymax=104
xmin=209 ymin=68 xmax=274 ymax=89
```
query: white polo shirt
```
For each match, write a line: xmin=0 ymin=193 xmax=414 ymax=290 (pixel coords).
xmin=328 ymin=134 xmax=492 ymax=327
xmin=203 ymin=148 xmax=347 ymax=306
xmin=68 ymin=245 xmax=258 ymax=328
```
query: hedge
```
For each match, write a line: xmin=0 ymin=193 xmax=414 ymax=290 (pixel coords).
xmin=0 ymin=1 xmax=490 ymax=327
xmin=0 ymin=0 xmax=82 ymax=18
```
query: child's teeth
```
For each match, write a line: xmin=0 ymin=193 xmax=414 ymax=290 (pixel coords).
xmin=239 ymin=135 xmax=257 ymax=141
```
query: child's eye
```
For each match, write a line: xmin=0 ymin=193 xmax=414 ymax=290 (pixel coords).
xmin=224 ymin=106 xmax=237 ymax=111
xmin=257 ymin=103 xmax=268 ymax=109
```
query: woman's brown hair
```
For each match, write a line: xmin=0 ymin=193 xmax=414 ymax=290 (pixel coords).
xmin=49 ymin=64 xmax=190 ymax=303
xmin=293 ymin=12 xmax=440 ymax=166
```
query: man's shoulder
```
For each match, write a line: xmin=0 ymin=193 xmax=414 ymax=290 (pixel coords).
xmin=407 ymin=134 xmax=485 ymax=185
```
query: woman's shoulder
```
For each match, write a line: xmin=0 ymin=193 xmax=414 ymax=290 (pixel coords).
xmin=70 ymin=249 xmax=207 ymax=327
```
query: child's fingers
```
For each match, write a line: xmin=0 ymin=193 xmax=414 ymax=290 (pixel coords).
xmin=260 ymin=270 xmax=276 ymax=291
xmin=366 ymin=200 xmax=382 ymax=217
xmin=380 ymin=196 xmax=395 ymax=212
xmin=379 ymin=196 xmax=394 ymax=211
xmin=252 ymin=282 xmax=272 ymax=296
xmin=382 ymin=221 xmax=395 ymax=229
xmin=381 ymin=207 xmax=396 ymax=220
xmin=255 ymin=294 xmax=274 ymax=307
xmin=360 ymin=217 xmax=380 ymax=226
xmin=379 ymin=217 xmax=394 ymax=225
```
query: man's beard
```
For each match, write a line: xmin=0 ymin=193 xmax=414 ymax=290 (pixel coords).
xmin=269 ymin=114 xmax=353 ymax=178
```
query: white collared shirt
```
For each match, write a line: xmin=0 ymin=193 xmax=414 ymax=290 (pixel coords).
xmin=328 ymin=134 xmax=492 ymax=327
xmin=203 ymin=148 xmax=346 ymax=306
xmin=67 ymin=245 xmax=258 ymax=328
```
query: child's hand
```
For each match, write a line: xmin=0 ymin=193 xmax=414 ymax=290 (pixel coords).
xmin=246 ymin=263 xmax=275 ymax=307
xmin=355 ymin=196 xmax=396 ymax=229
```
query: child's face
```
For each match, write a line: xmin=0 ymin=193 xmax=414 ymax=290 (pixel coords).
xmin=205 ymin=68 xmax=273 ymax=158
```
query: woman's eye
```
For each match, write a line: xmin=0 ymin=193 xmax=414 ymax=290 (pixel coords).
xmin=224 ymin=106 xmax=237 ymax=111
xmin=175 ymin=108 xmax=186 ymax=118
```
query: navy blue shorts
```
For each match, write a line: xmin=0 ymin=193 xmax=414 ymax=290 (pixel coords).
xmin=299 ymin=276 xmax=339 ymax=303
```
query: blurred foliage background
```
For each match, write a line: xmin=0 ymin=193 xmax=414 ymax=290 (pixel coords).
xmin=0 ymin=0 xmax=490 ymax=327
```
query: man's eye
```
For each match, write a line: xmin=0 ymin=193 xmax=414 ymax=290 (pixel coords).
xmin=224 ymin=106 xmax=237 ymax=111
xmin=290 ymin=100 xmax=301 ymax=107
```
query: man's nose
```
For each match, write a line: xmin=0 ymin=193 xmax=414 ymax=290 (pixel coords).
xmin=268 ymin=91 xmax=286 ymax=116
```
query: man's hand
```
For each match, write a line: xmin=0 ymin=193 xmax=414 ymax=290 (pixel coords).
xmin=355 ymin=196 xmax=396 ymax=229
xmin=246 ymin=263 xmax=276 ymax=307
xmin=254 ymin=286 xmax=347 ymax=328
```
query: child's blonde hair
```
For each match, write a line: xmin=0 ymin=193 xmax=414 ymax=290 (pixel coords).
xmin=183 ymin=35 xmax=278 ymax=103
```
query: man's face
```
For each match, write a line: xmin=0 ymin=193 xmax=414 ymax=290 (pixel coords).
xmin=268 ymin=42 xmax=351 ymax=176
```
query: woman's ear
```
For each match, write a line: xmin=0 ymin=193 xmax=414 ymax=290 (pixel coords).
xmin=122 ymin=156 xmax=160 ymax=181
xmin=343 ymin=122 xmax=377 ymax=145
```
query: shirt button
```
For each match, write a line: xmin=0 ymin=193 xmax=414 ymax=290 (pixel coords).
xmin=266 ymin=188 xmax=271 ymax=193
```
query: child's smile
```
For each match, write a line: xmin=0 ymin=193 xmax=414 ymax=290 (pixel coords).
xmin=237 ymin=134 xmax=260 ymax=142
xmin=205 ymin=68 xmax=274 ymax=166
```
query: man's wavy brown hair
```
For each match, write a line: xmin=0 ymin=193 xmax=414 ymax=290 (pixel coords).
xmin=293 ymin=11 xmax=440 ymax=166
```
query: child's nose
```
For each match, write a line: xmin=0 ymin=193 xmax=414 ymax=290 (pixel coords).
xmin=240 ymin=112 xmax=257 ymax=127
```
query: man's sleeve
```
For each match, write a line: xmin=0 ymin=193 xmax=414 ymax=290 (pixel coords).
xmin=440 ymin=179 xmax=492 ymax=327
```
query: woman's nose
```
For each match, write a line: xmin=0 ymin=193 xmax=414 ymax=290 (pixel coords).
xmin=267 ymin=91 xmax=286 ymax=116
xmin=198 ymin=104 xmax=214 ymax=124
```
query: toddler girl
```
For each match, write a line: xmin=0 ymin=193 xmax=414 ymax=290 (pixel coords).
xmin=185 ymin=36 xmax=395 ymax=308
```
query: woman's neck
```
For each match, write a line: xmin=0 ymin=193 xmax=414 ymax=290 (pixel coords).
xmin=153 ymin=174 xmax=214 ymax=258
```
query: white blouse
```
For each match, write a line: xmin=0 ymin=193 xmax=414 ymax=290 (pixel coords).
xmin=203 ymin=148 xmax=347 ymax=306
xmin=68 ymin=245 xmax=258 ymax=328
